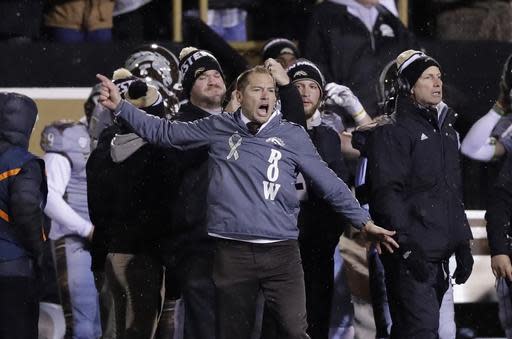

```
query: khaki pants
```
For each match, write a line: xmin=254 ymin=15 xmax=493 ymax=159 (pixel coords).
xmin=101 ymin=253 xmax=165 ymax=339
xmin=45 ymin=0 xmax=115 ymax=30
xmin=339 ymin=231 xmax=376 ymax=339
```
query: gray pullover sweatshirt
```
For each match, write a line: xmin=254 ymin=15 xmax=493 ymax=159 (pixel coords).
xmin=115 ymin=100 xmax=370 ymax=240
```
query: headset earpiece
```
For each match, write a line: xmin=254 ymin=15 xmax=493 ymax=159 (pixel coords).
xmin=397 ymin=75 xmax=411 ymax=95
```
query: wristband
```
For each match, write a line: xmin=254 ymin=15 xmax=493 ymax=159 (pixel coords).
xmin=353 ymin=109 xmax=369 ymax=123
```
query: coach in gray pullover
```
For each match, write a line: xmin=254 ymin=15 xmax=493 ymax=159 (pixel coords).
xmin=96 ymin=66 xmax=397 ymax=339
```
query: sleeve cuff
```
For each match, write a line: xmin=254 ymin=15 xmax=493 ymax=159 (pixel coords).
xmin=78 ymin=222 xmax=94 ymax=238
xmin=113 ymin=100 xmax=127 ymax=117
xmin=278 ymin=82 xmax=293 ymax=90
xmin=355 ymin=215 xmax=372 ymax=230
xmin=493 ymin=102 xmax=507 ymax=116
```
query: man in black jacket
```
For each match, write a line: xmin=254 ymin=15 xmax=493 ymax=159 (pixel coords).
xmin=87 ymin=77 xmax=177 ymax=338
xmin=165 ymin=46 xmax=226 ymax=339
xmin=486 ymin=154 xmax=512 ymax=338
xmin=366 ymin=50 xmax=474 ymax=338
xmin=303 ymin=0 xmax=415 ymax=117
xmin=288 ymin=59 xmax=349 ymax=339
xmin=0 ymin=93 xmax=48 ymax=338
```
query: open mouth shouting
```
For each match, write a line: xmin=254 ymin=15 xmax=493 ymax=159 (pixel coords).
xmin=257 ymin=103 xmax=270 ymax=117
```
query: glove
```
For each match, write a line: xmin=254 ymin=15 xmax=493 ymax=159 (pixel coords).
xmin=453 ymin=241 xmax=474 ymax=284
xmin=324 ymin=83 xmax=367 ymax=122
xmin=400 ymin=242 xmax=429 ymax=283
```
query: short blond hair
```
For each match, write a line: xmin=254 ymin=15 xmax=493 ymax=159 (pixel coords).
xmin=236 ymin=66 xmax=274 ymax=92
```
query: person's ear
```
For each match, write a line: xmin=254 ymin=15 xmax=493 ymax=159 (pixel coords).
xmin=236 ymin=90 xmax=242 ymax=103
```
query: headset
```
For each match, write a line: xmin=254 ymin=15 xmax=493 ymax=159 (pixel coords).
xmin=377 ymin=60 xmax=398 ymax=115
xmin=396 ymin=74 xmax=412 ymax=96
xmin=500 ymin=54 xmax=512 ymax=110
xmin=501 ymin=53 xmax=512 ymax=90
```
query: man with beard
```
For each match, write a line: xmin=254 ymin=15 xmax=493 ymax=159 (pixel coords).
xmin=285 ymin=59 xmax=362 ymax=339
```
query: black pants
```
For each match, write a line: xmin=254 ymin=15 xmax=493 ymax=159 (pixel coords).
xmin=0 ymin=275 xmax=39 ymax=339
xmin=299 ymin=221 xmax=344 ymax=339
xmin=381 ymin=254 xmax=449 ymax=339
xmin=177 ymin=244 xmax=216 ymax=339
xmin=213 ymin=238 xmax=310 ymax=339
xmin=261 ymin=210 xmax=345 ymax=339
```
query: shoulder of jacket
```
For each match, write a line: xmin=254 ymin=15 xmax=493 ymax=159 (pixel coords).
xmin=282 ymin=119 xmax=306 ymax=132
xmin=316 ymin=123 xmax=340 ymax=136
xmin=371 ymin=117 xmax=414 ymax=143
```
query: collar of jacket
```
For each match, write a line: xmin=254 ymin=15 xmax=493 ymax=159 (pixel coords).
xmin=306 ymin=110 xmax=322 ymax=130
xmin=396 ymin=96 xmax=457 ymax=129
xmin=174 ymin=102 xmax=211 ymax=122
xmin=234 ymin=108 xmax=281 ymax=135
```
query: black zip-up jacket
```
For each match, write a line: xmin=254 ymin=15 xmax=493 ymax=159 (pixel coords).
xmin=486 ymin=155 xmax=512 ymax=257
xmin=366 ymin=97 xmax=473 ymax=261
xmin=87 ymin=123 xmax=180 ymax=271
xmin=303 ymin=2 xmax=415 ymax=116
xmin=298 ymin=122 xmax=348 ymax=239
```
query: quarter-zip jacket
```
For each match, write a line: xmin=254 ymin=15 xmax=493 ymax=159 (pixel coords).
xmin=366 ymin=97 xmax=473 ymax=260
xmin=115 ymin=100 xmax=370 ymax=240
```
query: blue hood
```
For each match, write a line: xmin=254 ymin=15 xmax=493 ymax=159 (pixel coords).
xmin=0 ymin=92 xmax=38 ymax=149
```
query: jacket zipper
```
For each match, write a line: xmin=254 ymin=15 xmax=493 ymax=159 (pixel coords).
xmin=438 ymin=112 xmax=455 ymax=254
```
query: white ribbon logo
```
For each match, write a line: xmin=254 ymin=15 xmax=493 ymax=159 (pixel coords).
xmin=226 ymin=133 xmax=243 ymax=160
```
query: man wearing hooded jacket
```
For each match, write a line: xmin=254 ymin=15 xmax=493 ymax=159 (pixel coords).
xmin=365 ymin=50 xmax=474 ymax=338
xmin=0 ymin=92 xmax=48 ymax=338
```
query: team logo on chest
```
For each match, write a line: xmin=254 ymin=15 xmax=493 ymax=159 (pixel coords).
xmin=379 ymin=24 xmax=395 ymax=37
xmin=226 ymin=132 xmax=243 ymax=160
xmin=265 ymin=137 xmax=285 ymax=147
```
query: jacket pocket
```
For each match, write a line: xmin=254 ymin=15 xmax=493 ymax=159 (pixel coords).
xmin=410 ymin=192 xmax=449 ymax=259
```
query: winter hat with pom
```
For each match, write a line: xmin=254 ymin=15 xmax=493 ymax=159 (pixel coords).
xmin=178 ymin=47 xmax=224 ymax=98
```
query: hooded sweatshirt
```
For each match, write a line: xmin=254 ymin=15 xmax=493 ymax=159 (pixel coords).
xmin=0 ymin=93 xmax=47 ymax=261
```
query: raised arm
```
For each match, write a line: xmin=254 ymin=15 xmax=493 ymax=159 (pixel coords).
xmin=96 ymin=74 xmax=212 ymax=150
xmin=264 ymin=58 xmax=306 ymax=128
